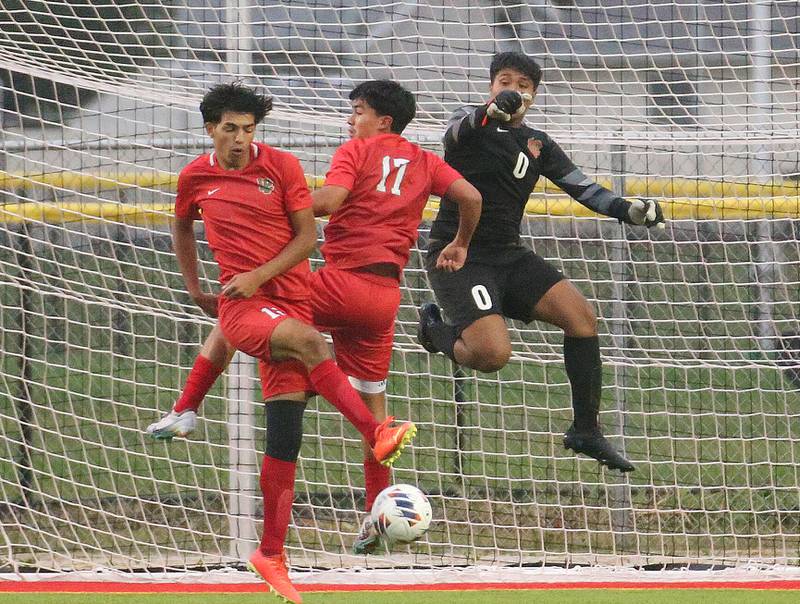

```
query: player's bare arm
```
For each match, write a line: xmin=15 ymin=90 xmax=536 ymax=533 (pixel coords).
xmin=221 ymin=206 xmax=317 ymax=299
xmin=435 ymin=178 xmax=481 ymax=272
xmin=312 ymin=184 xmax=349 ymax=217
xmin=172 ymin=215 xmax=218 ymax=317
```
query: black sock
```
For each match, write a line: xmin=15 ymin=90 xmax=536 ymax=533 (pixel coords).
xmin=563 ymin=335 xmax=602 ymax=432
xmin=265 ymin=399 xmax=306 ymax=462
xmin=429 ymin=321 xmax=459 ymax=363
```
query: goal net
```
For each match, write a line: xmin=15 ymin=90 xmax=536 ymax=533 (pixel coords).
xmin=1 ymin=0 xmax=799 ymax=577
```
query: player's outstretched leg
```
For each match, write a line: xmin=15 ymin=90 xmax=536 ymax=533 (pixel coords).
xmin=251 ymin=400 xmax=306 ymax=604
xmin=561 ymin=334 xmax=634 ymax=472
xmin=271 ymin=318 xmax=416 ymax=467
xmin=354 ymin=392 xmax=391 ymax=554
xmin=353 ymin=454 xmax=389 ymax=554
xmin=309 ymin=361 xmax=416 ymax=466
xmin=563 ymin=425 xmax=634 ymax=473
xmin=529 ymin=282 xmax=635 ymax=473
xmin=537 ymin=281 xmax=636 ymax=472
xmin=144 ymin=329 xmax=234 ymax=441
xmin=145 ymin=409 xmax=197 ymax=440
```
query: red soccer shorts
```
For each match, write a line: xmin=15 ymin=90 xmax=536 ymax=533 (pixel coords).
xmin=310 ymin=266 xmax=401 ymax=382
xmin=218 ymin=294 xmax=313 ymax=399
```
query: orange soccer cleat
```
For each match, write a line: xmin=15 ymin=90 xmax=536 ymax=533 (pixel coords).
xmin=247 ymin=549 xmax=302 ymax=604
xmin=371 ymin=416 xmax=417 ymax=467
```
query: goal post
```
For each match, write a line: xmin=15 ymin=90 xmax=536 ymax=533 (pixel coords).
xmin=1 ymin=0 xmax=800 ymax=579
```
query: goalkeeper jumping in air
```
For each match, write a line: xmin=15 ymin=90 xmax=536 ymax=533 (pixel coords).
xmin=419 ymin=51 xmax=666 ymax=473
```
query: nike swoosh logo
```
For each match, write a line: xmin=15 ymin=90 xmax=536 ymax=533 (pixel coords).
xmin=496 ymin=127 xmax=508 ymax=133
xmin=207 ymin=187 xmax=221 ymax=196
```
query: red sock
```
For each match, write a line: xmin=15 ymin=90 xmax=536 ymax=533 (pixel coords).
xmin=364 ymin=456 xmax=390 ymax=512
xmin=309 ymin=359 xmax=379 ymax=446
xmin=173 ymin=355 xmax=223 ymax=414
xmin=259 ymin=455 xmax=297 ymax=556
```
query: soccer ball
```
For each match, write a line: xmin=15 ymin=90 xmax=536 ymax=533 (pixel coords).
xmin=370 ymin=484 xmax=432 ymax=544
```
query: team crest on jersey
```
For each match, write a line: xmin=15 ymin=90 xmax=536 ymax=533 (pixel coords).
xmin=257 ymin=177 xmax=274 ymax=195
xmin=527 ymin=138 xmax=543 ymax=159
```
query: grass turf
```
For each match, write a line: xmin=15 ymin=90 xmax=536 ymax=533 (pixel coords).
xmin=1 ymin=589 xmax=800 ymax=604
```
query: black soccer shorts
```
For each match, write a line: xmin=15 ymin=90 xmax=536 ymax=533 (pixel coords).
xmin=425 ymin=248 xmax=564 ymax=330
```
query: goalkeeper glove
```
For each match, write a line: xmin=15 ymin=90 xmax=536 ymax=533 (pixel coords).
xmin=486 ymin=90 xmax=532 ymax=122
xmin=625 ymin=198 xmax=665 ymax=229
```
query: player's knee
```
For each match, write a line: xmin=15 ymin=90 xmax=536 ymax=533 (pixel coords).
xmin=562 ymin=299 xmax=597 ymax=337
xmin=576 ymin=301 xmax=598 ymax=336
xmin=294 ymin=327 xmax=330 ymax=365
xmin=471 ymin=343 xmax=511 ymax=372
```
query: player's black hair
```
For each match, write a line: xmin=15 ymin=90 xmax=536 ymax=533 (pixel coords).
xmin=349 ymin=80 xmax=416 ymax=134
xmin=490 ymin=52 xmax=543 ymax=89
xmin=200 ymin=82 xmax=272 ymax=124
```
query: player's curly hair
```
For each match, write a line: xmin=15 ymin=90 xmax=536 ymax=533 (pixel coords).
xmin=200 ymin=82 xmax=272 ymax=124
xmin=490 ymin=52 xmax=543 ymax=89
xmin=349 ymin=80 xmax=416 ymax=134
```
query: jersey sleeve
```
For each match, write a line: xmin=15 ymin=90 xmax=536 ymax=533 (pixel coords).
xmin=174 ymin=167 xmax=201 ymax=220
xmin=323 ymin=139 xmax=360 ymax=191
xmin=282 ymin=152 xmax=313 ymax=212
xmin=442 ymin=105 xmax=488 ymax=152
xmin=541 ymin=133 xmax=629 ymax=221
xmin=427 ymin=152 xmax=464 ymax=197
xmin=538 ymin=133 xmax=579 ymax=181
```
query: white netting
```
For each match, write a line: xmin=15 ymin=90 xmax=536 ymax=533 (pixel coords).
xmin=0 ymin=0 xmax=799 ymax=577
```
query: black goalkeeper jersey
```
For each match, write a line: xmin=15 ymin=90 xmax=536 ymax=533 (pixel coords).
xmin=430 ymin=105 xmax=630 ymax=263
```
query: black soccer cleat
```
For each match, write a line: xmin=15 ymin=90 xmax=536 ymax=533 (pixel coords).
xmin=417 ymin=302 xmax=443 ymax=353
xmin=563 ymin=424 xmax=635 ymax=473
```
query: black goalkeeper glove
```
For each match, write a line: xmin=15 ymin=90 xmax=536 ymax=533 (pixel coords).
xmin=625 ymin=197 xmax=666 ymax=229
xmin=486 ymin=90 xmax=531 ymax=122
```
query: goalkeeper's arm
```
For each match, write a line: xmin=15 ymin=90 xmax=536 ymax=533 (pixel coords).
xmin=551 ymin=169 xmax=665 ymax=228
xmin=542 ymin=136 xmax=665 ymax=228
xmin=443 ymin=91 xmax=531 ymax=151
xmin=443 ymin=106 xmax=487 ymax=152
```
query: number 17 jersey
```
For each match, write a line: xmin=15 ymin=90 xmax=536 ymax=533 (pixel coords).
xmin=321 ymin=133 xmax=463 ymax=273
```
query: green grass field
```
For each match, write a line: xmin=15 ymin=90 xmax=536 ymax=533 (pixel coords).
xmin=1 ymin=590 xmax=799 ymax=604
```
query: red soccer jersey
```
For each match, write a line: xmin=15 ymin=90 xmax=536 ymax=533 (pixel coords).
xmin=321 ymin=133 xmax=462 ymax=272
xmin=174 ymin=142 xmax=313 ymax=300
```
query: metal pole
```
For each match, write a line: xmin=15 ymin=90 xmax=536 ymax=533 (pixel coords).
xmin=15 ymin=229 xmax=35 ymax=509
xmin=751 ymin=1 xmax=776 ymax=353
xmin=2 ymin=79 xmax=35 ymax=512
xmin=609 ymin=142 xmax=633 ymax=551
xmin=227 ymin=351 xmax=258 ymax=560
xmin=0 ymin=73 xmax=6 ymax=204
xmin=223 ymin=0 xmax=258 ymax=560
xmin=225 ymin=0 xmax=253 ymax=80
xmin=452 ymin=366 xmax=467 ymax=483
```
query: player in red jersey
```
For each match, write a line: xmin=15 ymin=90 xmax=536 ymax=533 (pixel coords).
xmin=168 ymin=82 xmax=418 ymax=604
xmin=147 ymin=81 xmax=482 ymax=555
xmin=309 ymin=80 xmax=481 ymax=553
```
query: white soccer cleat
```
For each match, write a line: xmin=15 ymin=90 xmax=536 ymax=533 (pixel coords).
xmin=352 ymin=515 xmax=382 ymax=555
xmin=145 ymin=410 xmax=197 ymax=441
